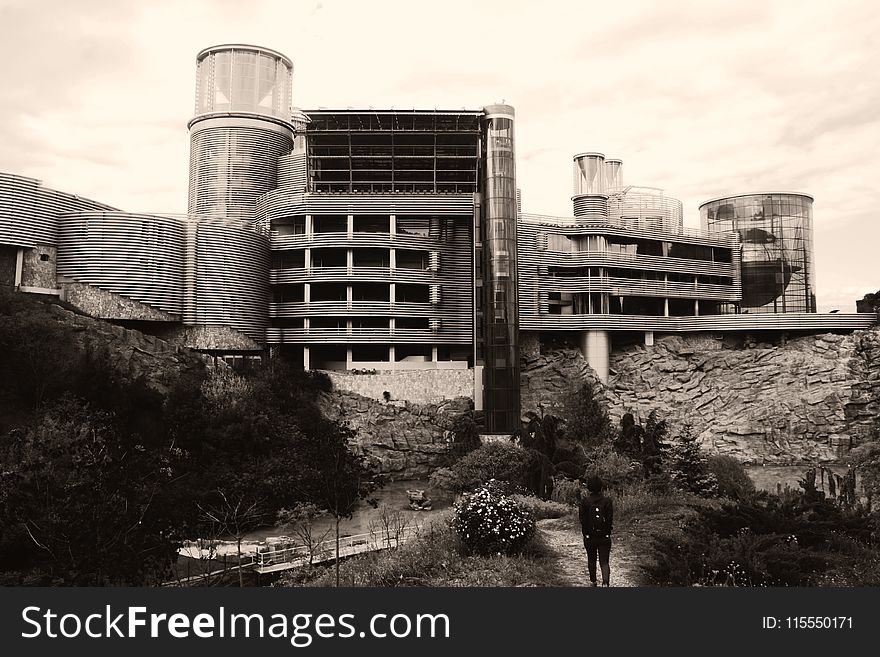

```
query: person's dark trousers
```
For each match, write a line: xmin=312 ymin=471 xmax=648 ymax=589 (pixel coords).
xmin=583 ymin=536 xmax=612 ymax=585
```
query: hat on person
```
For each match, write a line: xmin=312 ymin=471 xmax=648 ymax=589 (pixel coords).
xmin=586 ymin=475 xmax=603 ymax=493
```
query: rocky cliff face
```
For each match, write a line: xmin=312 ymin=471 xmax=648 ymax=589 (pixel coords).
xmin=320 ymin=391 xmax=471 ymax=479
xmin=520 ymin=329 xmax=880 ymax=465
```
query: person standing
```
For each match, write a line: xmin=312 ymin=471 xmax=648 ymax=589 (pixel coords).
xmin=577 ymin=475 xmax=613 ymax=587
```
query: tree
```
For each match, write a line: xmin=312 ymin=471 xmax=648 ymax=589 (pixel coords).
xmin=197 ymin=490 xmax=265 ymax=587
xmin=294 ymin=419 xmax=380 ymax=586
xmin=276 ymin=503 xmax=331 ymax=566
xmin=0 ymin=396 xmax=182 ymax=585
xmin=562 ymin=382 xmax=612 ymax=445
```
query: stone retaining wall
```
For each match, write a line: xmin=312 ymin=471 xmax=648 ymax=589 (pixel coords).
xmin=520 ymin=329 xmax=880 ymax=464
xmin=325 ymin=369 xmax=474 ymax=404
xmin=321 ymin=391 xmax=471 ymax=479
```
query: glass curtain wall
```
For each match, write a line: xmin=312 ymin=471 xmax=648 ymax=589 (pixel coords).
xmin=702 ymin=193 xmax=815 ymax=313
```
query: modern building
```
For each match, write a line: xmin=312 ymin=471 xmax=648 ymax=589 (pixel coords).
xmin=1 ymin=43 xmax=875 ymax=431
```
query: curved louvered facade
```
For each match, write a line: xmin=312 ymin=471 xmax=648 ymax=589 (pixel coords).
xmin=56 ymin=212 xmax=186 ymax=314
xmin=187 ymin=118 xmax=293 ymax=221
xmin=188 ymin=44 xmax=295 ymax=221
xmin=0 ymin=173 xmax=116 ymax=248
xmin=185 ymin=219 xmax=270 ymax=342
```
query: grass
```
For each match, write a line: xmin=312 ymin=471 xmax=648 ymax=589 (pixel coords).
xmin=275 ymin=511 xmax=567 ymax=587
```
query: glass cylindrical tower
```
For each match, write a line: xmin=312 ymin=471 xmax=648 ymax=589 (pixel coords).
xmin=481 ymin=104 xmax=520 ymax=434
xmin=572 ymin=152 xmax=608 ymax=220
xmin=700 ymin=192 xmax=816 ymax=313
xmin=187 ymin=44 xmax=295 ymax=221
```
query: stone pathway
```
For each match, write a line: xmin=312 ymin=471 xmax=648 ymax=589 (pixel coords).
xmin=538 ymin=517 xmax=642 ymax=587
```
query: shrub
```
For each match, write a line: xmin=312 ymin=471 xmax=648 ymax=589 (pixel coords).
xmin=584 ymin=444 xmax=643 ymax=491
xmin=510 ymin=494 xmax=571 ymax=520
xmin=666 ymin=429 xmax=718 ymax=497
xmin=452 ymin=482 xmax=536 ymax=555
xmin=444 ymin=442 xmax=535 ymax=493
xmin=550 ymin=477 xmax=580 ymax=505
xmin=707 ymin=455 xmax=755 ymax=500
xmin=561 ymin=381 xmax=612 ymax=445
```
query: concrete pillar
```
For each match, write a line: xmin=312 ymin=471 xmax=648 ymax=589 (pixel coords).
xmin=579 ymin=329 xmax=610 ymax=382
xmin=389 ymin=248 xmax=396 ymax=271
xmin=304 ymin=283 xmax=310 ymax=303
xmin=645 ymin=331 xmax=654 ymax=346
xmin=695 ymin=298 xmax=700 ymax=316
xmin=664 ymin=297 xmax=669 ymax=317
xmin=14 ymin=248 xmax=24 ymax=287
xmin=305 ymin=215 xmax=313 ymax=238
xmin=303 ymin=346 xmax=310 ymax=371
xmin=473 ymin=365 xmax=484 ymax=411
xmin=347 ymin=214 xmax=354 ymax=238
xmin=390 ymin=214 xmax=396 ymax=236
xmin=432 ymin=346 xmax=439 ymax=362
xmin=389 ymin=345 xmax=396 ymax=365
xmin=347 ymin=249 xmax=353 ymax=274
xmin=304 ymin=248 xmax=311 ymax=270
xmin=346 ymin=347 xmax=353 ymax=369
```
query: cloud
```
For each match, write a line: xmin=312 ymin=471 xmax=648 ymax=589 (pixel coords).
xmin=0 ymin=0 xmax=877 ymax=306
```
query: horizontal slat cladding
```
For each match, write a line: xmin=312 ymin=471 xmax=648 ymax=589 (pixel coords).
xmin=255 ymin=191 xmax=475 ymax=223
xmin=267 ymin=211 xmax=473 ymax=346
xmin=186 ymin=221 xmax=270 ymax=342
xmin=571 ymin=196 xmax=608 ymax=220
xmin=188 ymin=125 xmax=292 ymax=221
xmin=265 ymin=328 xmax=467 ymax=344
xmin=271 ymin=266 xmax=439 ymax=285
xmin=521 ymin=213 xmax=739 ymax=248
xmin=270 ymin=231 xmax=467 ymax=251
xmin=540 ymin=276 xmax=741 ymax=301
xmin=277 ymin=153 xmax=307 ymax=192
xmin=520 ymin=313 xmax=877 ymax=332
xmin=1 ymin=173 xmax=116 ymax=247
xmin=517 ymin=221 xmax=742 ymax=321
xmin=56 ymin=212 xmax=186 ymax=314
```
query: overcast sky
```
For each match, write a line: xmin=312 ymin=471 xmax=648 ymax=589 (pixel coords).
xmin=1 ymin=0 xmax=877 ymax=310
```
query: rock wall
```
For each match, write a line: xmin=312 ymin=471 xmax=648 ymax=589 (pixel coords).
xmin=520 ymin=331 xmax=604 ymax=417
xmin=62 ymin=281 xmax=179 ymax=322
xmin=1 ymin=294 xmax=207 ymax=397
xmin=606 ymin=331 xmax=880 ymax=463
xmin=325 ymin=369 xmax=474 ymax=405
xmin=321 ymin=391 xmax=471 ymax=479
xmin=520 ymin=329 xmax=880 ymax=465
xmin=21 ymin=244 xmax=57 ymax=289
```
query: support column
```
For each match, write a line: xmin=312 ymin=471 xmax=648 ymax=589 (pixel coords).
xmin=14 ymin=247 xmax=24 ymax=287
xmin=389 ymin=345 xmax=396 ymax=367
xmin=305 ymin=215 xmax=313 ymax=239
xmin=347 ymin=214 xmax=354 ymax=239
xmin=579 ymin=330 xmax=610 ymax=382
xmin=303 ymin=346 xmax=310 ymax=371
xmin=645 ymin=331 xmax=654 ymax=346
xmin=346 ymin=347 xmax=353 ymax=370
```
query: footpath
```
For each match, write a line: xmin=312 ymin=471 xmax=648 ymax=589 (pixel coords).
xmin=537 ymin=517 xmax=642 ymax=587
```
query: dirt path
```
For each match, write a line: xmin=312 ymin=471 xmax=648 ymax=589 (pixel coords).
xmin=538 ymin=517 xmax=642 ymax=587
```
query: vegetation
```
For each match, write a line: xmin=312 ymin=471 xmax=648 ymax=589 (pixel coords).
xmin=452 ymin=481 xmax=536 ymax=556
xmin=0 ymin=291 xmax=379 ymax=585
xmin=277 ymin=512 xmax=563 ymax=587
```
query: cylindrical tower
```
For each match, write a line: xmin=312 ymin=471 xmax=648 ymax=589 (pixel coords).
xmin=700 ymin=192 xmax=816 ymax=313
xmin=188 ymin=44 xmax=295 ymax=221
xmin=604 ymin=158 xmax=623 ymax=191
xmin=572 ymin=152 xmax=608 ymax=220
xmin=481 ymin=104 xmax=520 ymax=434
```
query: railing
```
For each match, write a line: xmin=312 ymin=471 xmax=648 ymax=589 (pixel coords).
xmin=252 ymin=525 xmax=422 ymax=572
xmin=520 ymin=212 xmax=739 ymax=246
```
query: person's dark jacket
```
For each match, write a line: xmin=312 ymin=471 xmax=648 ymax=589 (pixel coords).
xmin=577 ymin=490 xmax=613 ymax=540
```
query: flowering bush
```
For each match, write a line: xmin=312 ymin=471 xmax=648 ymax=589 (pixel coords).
xmin=452 ymin=481 xmax=536 ymax=555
